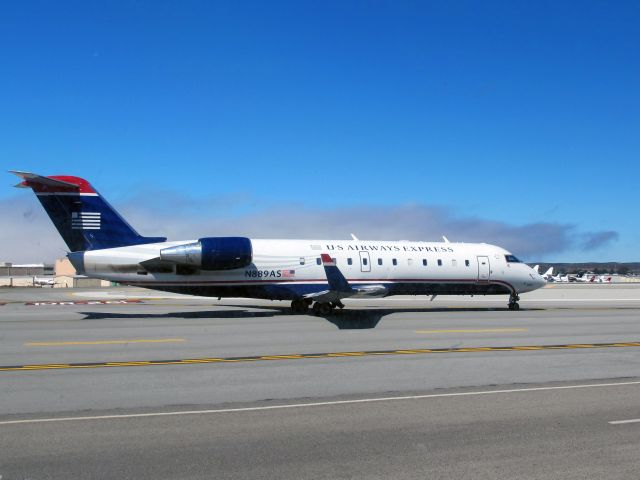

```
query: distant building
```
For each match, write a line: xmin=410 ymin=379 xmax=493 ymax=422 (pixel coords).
xmin=54 ymin=257 xmax=111 ymax=288
xmin=0 ymin=263 xmax=45 ymax=276
xmin=55 ymin=257 xmax=76 ymax=276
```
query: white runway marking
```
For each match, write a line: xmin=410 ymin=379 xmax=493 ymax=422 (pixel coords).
xmin=1 ymin=380 xmax=639 ymax=426
xmin=609 ymin=418 xmax=640 ymax=425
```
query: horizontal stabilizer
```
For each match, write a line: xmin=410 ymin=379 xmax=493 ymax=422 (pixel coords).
xmin=10 ymin=171 xmax=79 ymax=190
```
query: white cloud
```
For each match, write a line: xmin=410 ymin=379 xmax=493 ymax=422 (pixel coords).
xmin=0 ymin=192 xmax=619 ymax=264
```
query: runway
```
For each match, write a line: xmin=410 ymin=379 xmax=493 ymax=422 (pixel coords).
xmin=1 ymin=284 xmax=640 ymax=479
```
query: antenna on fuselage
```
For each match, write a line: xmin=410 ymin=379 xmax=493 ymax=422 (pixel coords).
xmin=350 ymin=233 xmax=359 ymax=241
xmin=442 ymin=236 xmax=450 ymax=243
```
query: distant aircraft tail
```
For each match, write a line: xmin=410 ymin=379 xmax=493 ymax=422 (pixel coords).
xmin=532 ymin=265 xmax=540 ymax=273
xmin=11 ymin=171 xmax=166 ymax=252
xmin=544 ymin=267 xmax=553 ymax=277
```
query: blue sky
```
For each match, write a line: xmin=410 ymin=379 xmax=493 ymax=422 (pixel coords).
xmin=1 ymin=1 xmax=638 ymax=262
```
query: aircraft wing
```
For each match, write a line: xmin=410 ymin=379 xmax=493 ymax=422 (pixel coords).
xmin=304 ymin=254 xmax=388 ymax=302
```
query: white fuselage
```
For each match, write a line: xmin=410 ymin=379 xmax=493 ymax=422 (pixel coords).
xmin=78 ymin=239 xmax=545 ymax=299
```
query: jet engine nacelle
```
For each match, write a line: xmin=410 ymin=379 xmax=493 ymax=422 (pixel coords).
xmin=160 ymin=237 xmax=252 ymax=270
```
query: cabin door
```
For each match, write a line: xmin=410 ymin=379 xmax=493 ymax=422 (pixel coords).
xmin=359 ymin=251 xmax=371 ymax=273
xmin=477 ymin=256 xmax=490 ymax=282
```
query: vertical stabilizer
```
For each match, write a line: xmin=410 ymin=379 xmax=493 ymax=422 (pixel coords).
xmin=11 ymin=171 xmax=166 ymax=251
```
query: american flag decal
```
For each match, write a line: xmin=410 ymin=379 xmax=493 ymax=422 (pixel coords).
xmin=71 ymin=212 xmax=101 ymax=230
xmin=281 ymin=269 xmax=295 ymax=278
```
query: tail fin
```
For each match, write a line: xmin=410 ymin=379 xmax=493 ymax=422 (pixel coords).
xmin=544 ymin=267 xmax=553 ymax=276
xmin=532 ymin=265 xmax=539 ymax=273
xmin=11 ymin=171 xmax=166 ymax=251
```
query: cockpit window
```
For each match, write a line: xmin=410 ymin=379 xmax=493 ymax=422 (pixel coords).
xmin=505 ymin=254 xmax=521 ymax=263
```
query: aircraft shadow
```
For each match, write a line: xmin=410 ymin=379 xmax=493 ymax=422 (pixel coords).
xmin=311 ymin=306 xmax=543 ymax=329
xmin=79 ymin=308 xmax=288 ymax=321
xmin=79 ymin=305 xmax=543 ymax=330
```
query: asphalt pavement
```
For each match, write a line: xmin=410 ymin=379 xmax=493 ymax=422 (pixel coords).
xmin=1 ymin=284 xmax=640 ymax=479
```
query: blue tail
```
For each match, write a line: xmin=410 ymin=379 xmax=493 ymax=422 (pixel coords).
xmin=11 ymin=171 xmax=166 ymax=252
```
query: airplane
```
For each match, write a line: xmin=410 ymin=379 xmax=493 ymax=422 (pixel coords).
xmin=10 ymin=171 xmax=547 ymax=313
xmin=32 ymin=276 xmax=55 ymax=287
xmin=541 ymin=267 xmax=554 ymax=281
xmin=573 ymin=272 xmax=597 ymax=283
xmin=533 ymin=266 xmax=554 ymax=282
xmin=550 ymin=272 xmax=569 ymax=283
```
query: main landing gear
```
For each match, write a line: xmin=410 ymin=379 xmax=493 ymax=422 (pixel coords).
xmin=312 ymin=302 xmax=333 ymax=316
xmin=508 ymin=293 xmax=520 ymax=311
xmin=290 ymin=298 xmax=311 ymax=314
xmin=291 ymin=299 xmax=344 ymax=316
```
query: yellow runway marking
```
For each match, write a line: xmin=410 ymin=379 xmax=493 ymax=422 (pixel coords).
xmin=25 ymin=338 xmax=187 ymax=347
xmin=415 ymin=328 xmax=528 ymax=334
xmin=3 ymin=341 xmax=640 ymax=373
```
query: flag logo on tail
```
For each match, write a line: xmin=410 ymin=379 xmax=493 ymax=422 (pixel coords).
xmin=71 ymin=212 xmax=101 ymax=230
xmin=282 ymin=269 xmax=295 ymax=277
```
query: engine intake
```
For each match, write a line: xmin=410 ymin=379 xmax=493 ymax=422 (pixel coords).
xmin=160 ymin=237 xmax=252 ymax=270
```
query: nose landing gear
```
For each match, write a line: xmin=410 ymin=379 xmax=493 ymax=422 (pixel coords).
xmin=508 ymin=293 xmax=520 ymax=311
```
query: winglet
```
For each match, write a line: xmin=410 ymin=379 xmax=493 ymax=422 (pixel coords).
xmin=321 ymin=253 xmax=336 ymax=266
xmin=320 ymin=253 xmax=352 ymax=292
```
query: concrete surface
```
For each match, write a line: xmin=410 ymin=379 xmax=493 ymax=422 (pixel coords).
xmin=1 ymin=284 xmax=640 ymax=479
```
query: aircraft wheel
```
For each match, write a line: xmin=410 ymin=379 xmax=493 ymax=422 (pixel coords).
xmin=291 ymin=298 xmax=309 ymax=314
xmin=508 ymin=293 xmax=520 ymax=311
xmin=313 ymin=302 xmax=333 ymax=316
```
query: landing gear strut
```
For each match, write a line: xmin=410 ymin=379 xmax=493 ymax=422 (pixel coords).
xmin=331 ymin=300 xmax=345 ymax=310
xmin=508 ymin=293 xmax=520 ymax=311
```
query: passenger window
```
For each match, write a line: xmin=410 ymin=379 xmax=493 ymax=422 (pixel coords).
xmin=465 ymin=260 xmax=470 ymax=267
xmin=362 ymin=258 xmax=368 ymax=266
xmin=347 ymin=258 xmax=353 ymax=265
xmin=316 ymin=258 xmax=321 ymax=265
xmin=437 ymin=259 xmax=442 ymax=266
xmin=378 ymin=258 xmax=383 ymax=266
xmin=422 ymin=259 xmax=427 ymax=266
xmin=300 ymin=257 xmax=305 ymax=265
xmin=392 ymin=259 xmax=397 ymax=266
